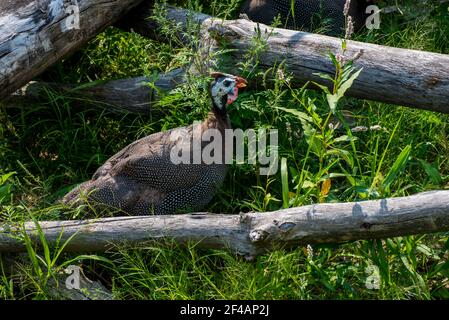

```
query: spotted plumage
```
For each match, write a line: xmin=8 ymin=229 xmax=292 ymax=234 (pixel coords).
xmin=62 ymin=73 xmax=247 ymax=215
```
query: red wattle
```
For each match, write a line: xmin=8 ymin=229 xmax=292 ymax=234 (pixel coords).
xmin=227 ymin=87 xmax=239 ymax=105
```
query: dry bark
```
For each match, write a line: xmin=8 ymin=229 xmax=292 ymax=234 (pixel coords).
xmin=0 ymin=0 xmax=144 ymax=100
xmin=6 ymin=3 xmax=449 ymax=113
xmin=118 ymin=3 xmax=449 ymax=114
xmin=5 ymin=68 xmax=186 ymax=114
xmin=1 ymin=191 xmax=449 ymax=258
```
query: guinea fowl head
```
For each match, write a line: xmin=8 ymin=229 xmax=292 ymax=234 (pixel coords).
xmin=209 ymin=72 xmax=247 ymax=115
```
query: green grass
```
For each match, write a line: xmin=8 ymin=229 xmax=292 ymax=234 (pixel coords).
xmin=1 ymin=0 xmax=449 ymax=299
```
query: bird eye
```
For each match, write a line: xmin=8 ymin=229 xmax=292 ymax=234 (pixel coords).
xmin=223 ymin=80 xmax=232 ymax=87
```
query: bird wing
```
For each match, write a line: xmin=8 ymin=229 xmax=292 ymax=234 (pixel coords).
xmin=92 ymin=124 xmax=205 ymax=191
xmin=91 ymin=130 xmax=168 ymax=180
xmin=110 ymin=153 xmax=205 ymax=192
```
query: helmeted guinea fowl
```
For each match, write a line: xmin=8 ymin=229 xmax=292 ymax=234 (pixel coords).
xmin=62 ymin=72 xmax=247 ymax=215
xmin=240 ymin=0 xmax=375 ymax=35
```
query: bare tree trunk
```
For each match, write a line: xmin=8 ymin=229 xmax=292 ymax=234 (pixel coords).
xmin=5 ymin=68 xmax=186 ymax=114
xmin=1 ymin=191 xmax=449 ymax=258
xmin=117 ymin=3 xmax=449 ymax=114
xmin=0 ymin=0 xmax=144 ymax=100
xmin=6 ymin=3 xmax=449 ymax=114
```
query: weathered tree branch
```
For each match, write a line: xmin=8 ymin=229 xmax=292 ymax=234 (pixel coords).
xmin=4 ymin=68 xmax=186 ymax=114
xmin=6 ymin=3 xmax=449 ymax=114
xmin=118 ymin=3 xmax=449 ymax=114
xmin=1 ymin=191 xmax=449 ymax=258
xmin=0 ymin=0 xmax=144 ymax=100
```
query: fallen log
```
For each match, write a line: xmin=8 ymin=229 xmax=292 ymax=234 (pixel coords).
xmin=1 ymin=190 xmax=449 ymax=258
xmin=4 ymin=68 xmax=186 ymax=114
xmin=0 ymin=0 xmax=144 ymax=100
xmin=117 ymin=3 xmax=449 ymax=114
xmin=8 ymin=3 xmax=449 ymax=114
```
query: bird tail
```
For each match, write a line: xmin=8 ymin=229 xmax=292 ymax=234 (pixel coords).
xmin=61 ymin=181 xmax=94 ymax=206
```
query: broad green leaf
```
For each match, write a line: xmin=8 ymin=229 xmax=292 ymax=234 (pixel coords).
xmin=312 ymin=81 xmax=331 ymax=94
xmin=326 ymin=148 xmax=354 ymax=167
xmin=416 ymin=244 xmax=433 ymax=257
xmin=329 ymin=52 xmax=338 ymax=66
xmin=60 ymin=255 xmax=114 ymax=269
xmin=382 ymin=145 xmax=412 ymax=192
xmin=418 ymin=159 xmax=442 ymax=184
xmin=326 ymin=93 xmax=339 ymax=114
xmin=337 ymin=68 xmax=363 ymax=100
xmin=0 ymin=172 xmax=16 ymax=185
xmin=301 ymin=180 xmax=315 ymax=189
xmin=275 ymin=106 xmax=313 ymax=123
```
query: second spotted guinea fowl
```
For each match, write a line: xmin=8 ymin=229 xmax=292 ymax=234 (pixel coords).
xmin=63 ymin=72 xmax=247 ymax=215
xmin=240 ymin=0 xmax=375 ymax=35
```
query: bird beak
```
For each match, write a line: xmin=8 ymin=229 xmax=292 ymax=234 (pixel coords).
xmin=235 ymin=76 xmax=247 ymax=89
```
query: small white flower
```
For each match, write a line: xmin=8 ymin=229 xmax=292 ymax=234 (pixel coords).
xmin=345 ymin=16 xmax=354 ymax=39
xmin=369 ymin=125 xmax=383 ymax=131
xmin=343 ymin=0 xmax=351 ymax=17
xmin=351 ymin=126 xmax=368 ymax=133
xmin=306 ymin=244 xmax=314 ymax=259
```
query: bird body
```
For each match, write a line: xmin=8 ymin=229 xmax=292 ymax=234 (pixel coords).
xmin=63 ymin=73 xmax=247 ymax=215
xmin=240 ymin=0 xmax=375 ymax=35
